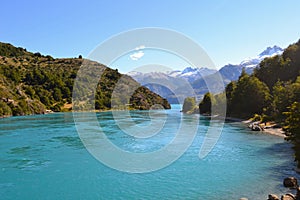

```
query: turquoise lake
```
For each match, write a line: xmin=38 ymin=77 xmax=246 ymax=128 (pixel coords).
xmin=0 ymin=105 xmax=299 ymax=199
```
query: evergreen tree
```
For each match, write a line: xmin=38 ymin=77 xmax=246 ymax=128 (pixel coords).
xmin=199 ymin=92 xmax=214 ymax=115
xmin=284 ymin=102 xmax=300 ymax=167
xmin=230 ymin=73 xmax=271 ymax=118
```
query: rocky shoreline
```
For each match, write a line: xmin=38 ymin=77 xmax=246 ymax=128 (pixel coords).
xmin=224 ymin=117 xmax=286 ymax=138
xmin=245 ymin=120 xmax=286 ymax=138
xmin=239 ymin=177 xmax=300 ymax=200
xmin=268 ymin=177 xmax=300 ymax=200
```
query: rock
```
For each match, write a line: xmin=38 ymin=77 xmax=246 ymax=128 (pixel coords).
xmin=284 ymin=177 xmax=298 ymax=188
xmin=252 ymin=124 xmax=263 ymax=131
xmin=268 ymin=194 xmax=280 ymax=200
xmin=239 ymin=198 xmax=248 ymax=200
xmin=295 ymin=187 xmax=300 ymax=200
xmin=248 ymin=122 xmax=264 ymax=131
xmin=281 ymin=193 xmax=296 ymax=200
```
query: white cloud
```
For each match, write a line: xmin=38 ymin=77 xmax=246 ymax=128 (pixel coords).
xmin=130 ymin=51 xmax=144 ymax=60
xmin=135 ymin=45 xmax=145 ymax=51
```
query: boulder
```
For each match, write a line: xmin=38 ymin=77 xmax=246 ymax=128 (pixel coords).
xmin=281 ymin=193 xmax=295 ymax=200
xmin=295 ymin=187 xmax=300 ymax=200
xmin=252 ymin=124 xmax=263 ymax=131
xmin=284 ymin=177 xmax=298 ymax=188
xmin=268 ymin=194 xmax=280 ymax=200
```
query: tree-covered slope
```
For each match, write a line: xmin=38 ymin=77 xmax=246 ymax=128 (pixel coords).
xmin=0 ymin=42 xmax=170 ymax=117
xmin=198 ymin=38 xmax=300 ymax=167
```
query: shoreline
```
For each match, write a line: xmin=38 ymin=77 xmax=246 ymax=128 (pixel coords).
xmin=224 ymin=116 xmax=286 ymax=138
xmin=241 ymin=119 xmax=286 ymax=138
xmin=1 ymin=112 xmax=287 ymax=138
xmin=0 ymin=107 xmax=165 ymax=119
xmin=261 ymin=127 xmax=286 ymax=138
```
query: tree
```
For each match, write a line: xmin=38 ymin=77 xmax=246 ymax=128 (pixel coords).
xmin=214 ymin=92 xmax=226 ymax=116
xmin=34 ymin=52 xmax=42 ymax=57
xmin=24 ymin=86 xmax=35 ymax=98
xmin=199 ymin=92 xmax=215 ymax=115
xmin=272 ymin=76 xmax=300 ymax=120
xmin=284 ymin=102 xmax=300 ymax=167
xmin=229 ymin=73 xmax=271 ymax=118
xmin=254 ymin=40 xmax=300 ymax=89
xmin=272 ymin=81 xmax=294 ymax=120
xmin=53 ymin=88 xmax=62 ymax=101
xmin=254 ymin=55 xmax=283 ymax=89
xmin=182 ymin=97 xmax=196 ymax=113
xmin=0 ymin=101 xmax=12 ymax=116
xmin=225 ymin=81 xmax=236 ymax=115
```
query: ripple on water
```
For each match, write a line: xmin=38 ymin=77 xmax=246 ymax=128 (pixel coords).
xmin=0 ymin=111 xmax=299 ymax=199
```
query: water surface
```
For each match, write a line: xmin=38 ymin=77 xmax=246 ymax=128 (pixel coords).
xmin=0 ymin=105 xmax=298 ymax=199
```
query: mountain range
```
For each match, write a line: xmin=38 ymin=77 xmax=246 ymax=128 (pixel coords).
xmin=128 ymin=45 xmax=284 ymax=103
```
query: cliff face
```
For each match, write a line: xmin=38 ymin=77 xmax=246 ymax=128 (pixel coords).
xmin=0 ymin=42 xmax=170 ymax=117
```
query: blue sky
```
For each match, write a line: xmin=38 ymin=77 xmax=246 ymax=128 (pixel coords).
xmin=1 ymin=0 xmax=300 ymax=71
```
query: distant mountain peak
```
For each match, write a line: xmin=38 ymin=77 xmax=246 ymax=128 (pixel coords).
xmin=182 ymin=66 xmax=198 ymax=74
xmin=128 ymin=44 xmax=285 ymax=103
xmin=238 ymin=45 xmax=283 ymax=68
xmin=259 ymin=45 xmax=283 ymax=57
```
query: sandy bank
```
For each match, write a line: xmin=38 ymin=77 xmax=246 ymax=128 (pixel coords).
xmin=262 ymin=127 xmax=286 ymax=138
xmin=242 ymin=120 xmax=286 ymax=138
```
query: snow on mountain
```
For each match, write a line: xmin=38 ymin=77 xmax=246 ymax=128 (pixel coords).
xmin=129 ymin=45 xmax=283 ymax=84
xmin=128 ymin=66 xmax=217 ymax=84
xmin=127 ymin=71 xmax=143 ymax=77
xmin=259 ymin=45 xmax=283 ymax=57
xmin=128 ymin=45 xmax=284 ymax=102
xmin=176 ymin=67 xmax=217 ymax=83
xmin=219 ymin=45 xmax=284 ymax=82
xmin=240 ymin=45 xmax=283 ymax=68
xmin=167 ymin=70 xmax=181 ymax=77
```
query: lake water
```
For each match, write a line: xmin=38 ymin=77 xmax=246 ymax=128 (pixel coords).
xmin=0 ymin=105 xmax=299 ymax=199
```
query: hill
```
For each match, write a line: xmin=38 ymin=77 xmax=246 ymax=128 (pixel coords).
xmin=0 ymin=42 xmax=170 ymax=117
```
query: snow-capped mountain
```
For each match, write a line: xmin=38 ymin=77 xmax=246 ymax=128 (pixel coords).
xmin=128 ymin=45 xmax=284 ymax=103
xmin=127 ymin=67 xmax=216 ymax=103
xmin=259 ymin=45 xmax=283 ymax=57
xmin=128 ymin=67 xmax=217 ymax=84
xmin=240 ymin=45 xmax=283 ymax=69
xmin=218 ymin=45 xmax=284 ymax=82
xmin=170 ymin=67 xmax=217 ymax=83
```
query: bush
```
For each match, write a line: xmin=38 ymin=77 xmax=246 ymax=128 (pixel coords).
xmin=0 ymin=101 xmax=12 ymax=116
xmin=182 ymin=97 xmax=196 ymax=113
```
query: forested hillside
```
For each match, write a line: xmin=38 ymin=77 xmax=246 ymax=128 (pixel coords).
xmin=198 ymin=39 xmax=300 ymax=167
xmin=0 ymin=42 xmax=170 ymax=117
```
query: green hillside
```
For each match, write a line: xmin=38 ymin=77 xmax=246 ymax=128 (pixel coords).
xmin=0 ymin=42 xmax=170 ymax=117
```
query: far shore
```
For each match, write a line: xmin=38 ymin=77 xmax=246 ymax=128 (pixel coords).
xmin=0 ymin=111 xmax=288 ymax=139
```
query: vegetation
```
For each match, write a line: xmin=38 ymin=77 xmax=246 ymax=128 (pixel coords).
xmin=227 ymin=69 xmax=271 ymax=118
xmin=199 ymin=92 xmax=214 ymax=115
xmin=0 ymin=42 xmax=170 ymax=117
xmin=254 ymin=41 xmax=300 ymax=89
xmin=284 ymin=102 xmax=300 ymax=167
xmin=182 ymin=97 xmax=198 ymax=114
xmin=198 ymin=38 xmax=300 ymax=166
